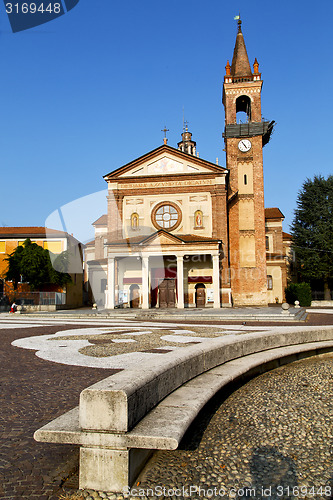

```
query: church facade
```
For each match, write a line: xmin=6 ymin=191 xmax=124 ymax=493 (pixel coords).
xmin=86 ymin=20 xmax=287 ymax=309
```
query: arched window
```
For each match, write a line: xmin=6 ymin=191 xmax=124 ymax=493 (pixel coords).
xmin=194 ymin=210 xmax=203 ymax=229
xmin=131 ymin=213 xmax=139 ymax=230
xmin=265 ymin=235 xmax=270 ymax=251
xmin=236 ymin=95 xmax=251 ymax=123
xmin=267 ymin=275 xmax=273 ymax=290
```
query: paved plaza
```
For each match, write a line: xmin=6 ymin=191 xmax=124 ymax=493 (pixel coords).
xmin=0 ymin=312 xmax=333 ymax=499
xmin=9 ymin=321 xmax=298 ymax=370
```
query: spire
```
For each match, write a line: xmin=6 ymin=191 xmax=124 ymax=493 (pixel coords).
xmin=230 ymin=18 xmax=252 ymax=79
xmin=225 ymin=60 xmax=231 ymax=76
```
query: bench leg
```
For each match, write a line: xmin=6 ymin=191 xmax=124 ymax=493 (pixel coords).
xmin=79 ymin=447 xmax=152 ymax=492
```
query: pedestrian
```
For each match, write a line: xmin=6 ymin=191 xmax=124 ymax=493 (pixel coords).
xmin=10 ymin=301 xmax=17 ymax=313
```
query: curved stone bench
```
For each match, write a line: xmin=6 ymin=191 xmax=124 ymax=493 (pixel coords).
xmin=34 ymin=326 xmax=333 ymax=492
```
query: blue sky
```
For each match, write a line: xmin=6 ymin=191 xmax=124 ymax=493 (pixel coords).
xmin=0 ymin=0 xmax=332 ymax=240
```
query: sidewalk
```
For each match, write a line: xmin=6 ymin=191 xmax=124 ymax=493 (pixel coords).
xmin=9 ymin=305 xmax=308 ymax=322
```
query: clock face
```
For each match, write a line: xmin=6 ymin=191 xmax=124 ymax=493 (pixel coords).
xmin=238 ymin=139 xmax=252 ymax=153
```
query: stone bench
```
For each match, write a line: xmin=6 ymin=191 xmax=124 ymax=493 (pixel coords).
xmin=34 ymin=326 xmax=333 ymax=493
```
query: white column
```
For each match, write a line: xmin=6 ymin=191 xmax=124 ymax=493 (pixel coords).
xmin=105 ymin=257 xmax=115 ymax=309
xmin=213 ymin=254 xmax=220 ymax=309
xmin=177 ymin=255 xmax=184 ymax=309
xmin=142 ymin=256 xmax=149 ymax=309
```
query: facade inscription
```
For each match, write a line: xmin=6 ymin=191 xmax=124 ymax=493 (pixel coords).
xmin=118 ymin=179 xmax=215 ymax=190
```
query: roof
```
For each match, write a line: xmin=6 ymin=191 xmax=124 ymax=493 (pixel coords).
xmin=103 ymin=144 xmax=228 ymax=179
xmin=265 ymin=208 xmax=285 ymax=219
xmin=175 ymin=234 xmax=221 ymax=243
xmin=0 ymin=227 xmax=70 ymax=238
xmin=283 ymin=231 xmax=292 ymax=240
xmin=107 ymin=231 xmax=222 ymax=246
xmin=86 ymin=258 xmax=108 ymax=265
xmin=231 ymin=20 xmax=252 ymax=78
xmin=92 ymin=215 xmax=107 ymax=226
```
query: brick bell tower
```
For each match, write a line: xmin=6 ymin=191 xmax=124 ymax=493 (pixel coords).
xmin=222 ymin=18 xmax=274 ymax=306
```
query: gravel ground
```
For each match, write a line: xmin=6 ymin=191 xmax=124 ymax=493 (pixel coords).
xmin=75 ymin=352 xmax=333 ymax=500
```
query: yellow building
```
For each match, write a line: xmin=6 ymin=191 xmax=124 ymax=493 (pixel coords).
xmin=0 ymin=227 xmax=83 ymax=308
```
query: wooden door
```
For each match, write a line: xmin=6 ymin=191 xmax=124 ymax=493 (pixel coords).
xmin=130 ymin=286 xmax=140 ymax=308
xmin=159 ymin=280 xmax=168 ymax=308
xmin=196 ymin=287 xmax=206 ymax=308
xmin=159 ymin=279 xmax=176 ymax=308
xmin=166 ymin=279 xmax=176 ymax=308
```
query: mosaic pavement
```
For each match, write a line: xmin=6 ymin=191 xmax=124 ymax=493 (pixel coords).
xmin=11 ymin=320 xmax=275 ymax=369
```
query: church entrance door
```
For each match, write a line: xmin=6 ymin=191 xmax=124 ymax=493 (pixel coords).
xmin=159 ymin=279 xmax=176 ymax=308
xmin=130 ymin=284 xmax=140 ymax=308
xmin=195 ymin=284 xmax=206 ymax=308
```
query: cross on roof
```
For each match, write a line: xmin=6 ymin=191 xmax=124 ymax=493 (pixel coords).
xmin=161 ymin=126 xmax=169 ymax=138
xmin=161 ymin=126 xmax=169 ymax=144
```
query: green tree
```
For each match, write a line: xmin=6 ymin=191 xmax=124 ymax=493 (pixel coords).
xmin=5 ymin=238 xmax=72 ymax=291
xmin=5 ymin=244 xmax=24 ymax=287
xmin=291 ymin=175 xmax=333 ymax=300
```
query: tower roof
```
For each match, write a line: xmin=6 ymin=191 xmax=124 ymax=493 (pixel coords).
xmin=177 ymin=122 xmax=197 ymax=156
xmin=230 ymin=19 xmax=252 ymax=78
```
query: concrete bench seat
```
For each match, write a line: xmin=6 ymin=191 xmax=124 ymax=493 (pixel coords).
xmin=34 ymin=328 xmax=333 ymax=493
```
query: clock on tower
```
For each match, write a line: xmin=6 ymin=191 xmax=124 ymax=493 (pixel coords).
xmin=222 ymin=18 xmax=275 ymax=306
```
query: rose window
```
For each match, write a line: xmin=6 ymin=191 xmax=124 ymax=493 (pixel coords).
xmin=152 ymin=202 xmax=182 ymax=231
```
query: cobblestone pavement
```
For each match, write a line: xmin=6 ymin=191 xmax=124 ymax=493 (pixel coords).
xmin=0 ymin=323 xmax=118 ymax=500
xmin=134 ymin=352 xmax=333 ymax=500
xmin=2 ymin=314 xmax=333 ymax=500
xmin=79 ymin=352 xmax=333 ymax=500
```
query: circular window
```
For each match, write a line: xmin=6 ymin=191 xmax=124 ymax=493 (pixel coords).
xmin=152 ymin=202 xmax=182 ymax=231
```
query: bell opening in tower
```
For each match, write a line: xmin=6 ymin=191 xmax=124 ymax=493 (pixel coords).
xmin=236 ymin=95 xmax=251 ymax=123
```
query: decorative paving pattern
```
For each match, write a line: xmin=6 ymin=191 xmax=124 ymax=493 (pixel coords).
xmin=11 ymin=323 xmax=271 ymax=369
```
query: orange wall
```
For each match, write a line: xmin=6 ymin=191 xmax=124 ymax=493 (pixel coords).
xmin=0 ymin=239 xmax=57 ymax=277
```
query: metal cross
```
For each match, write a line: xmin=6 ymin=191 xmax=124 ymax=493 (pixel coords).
xmin=161 ymin=126 xmax=169 ymax=139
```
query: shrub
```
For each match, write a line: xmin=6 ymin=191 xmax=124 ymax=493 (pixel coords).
xmin=58 ymin=493 xmax=84 ymax=500
xmin=285 ymin=283 xmax=312 ymax=307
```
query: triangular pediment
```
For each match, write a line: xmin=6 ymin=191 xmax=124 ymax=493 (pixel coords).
xmin=139 ymin=230 xmax=185 ymax=247
xmin=104 ymin=145 xmax=227 ymax=181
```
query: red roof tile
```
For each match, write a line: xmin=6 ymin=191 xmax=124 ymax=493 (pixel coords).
xmin=0 ymin=227 xmax=66 ymax=237
xmin=0 ymin=227 xmax=81 ymax=244
xmin=265 ymin=208 xmax=285 ymax=219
